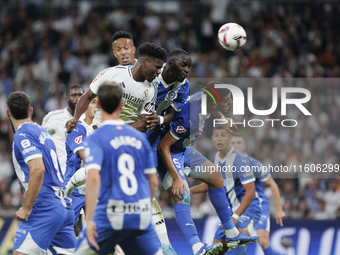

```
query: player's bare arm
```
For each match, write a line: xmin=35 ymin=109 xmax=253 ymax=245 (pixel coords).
xmin=16 ymin=157 xmax=45 ymax=221
xmin=233 ymin=182 xmax=255 ymax=227
xmin=146 ymin=106 xmax=177 ymax=129
xmin=85 ymin=169 xmax=101 ymax=251
xmin=157 ymin=131 xmax=187 ymax=199
xmin=66 ymin=89 xmax=96 ymax=133
xmin=264 ymin=177 xmax=286 ymax=226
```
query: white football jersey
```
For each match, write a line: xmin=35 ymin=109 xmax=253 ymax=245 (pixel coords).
xmin=42 ymin=108 xmax=85 ymax=176
xmin=90 ymin=66 xmax=156 ymax=125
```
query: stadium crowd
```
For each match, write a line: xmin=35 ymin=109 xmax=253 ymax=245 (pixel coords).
xmin=0 ymin=0 xmax=340 ymax=221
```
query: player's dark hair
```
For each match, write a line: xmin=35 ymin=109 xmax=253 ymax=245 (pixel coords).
xmin=231 ymin=133 xmax=243 ymax=138
xmin=137 ymin=43 xmax=167 ymax=61
xmin=212 ymin=125 xmax=227 ymax=134
xmin=97 ymin=82 xmax=123 ymax=114
xmin=167 ymin=49 xmax=189 ymax=61
xmin=66 ymin=84 xmax=84 ymax=97
xmin=205 ymin=81 xmax=231 ymax=104
xmin=112 ymin=31 xmax=133 ymax=42
xmin=7 ymin=91 xmax=31 ymax=120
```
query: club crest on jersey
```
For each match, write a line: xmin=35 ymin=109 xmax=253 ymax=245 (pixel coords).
xmin=167 ymin=91 xmax=177 ymax=100
xmin=143 ymin=89 xmax=148 ymax=98
xmin=74 ymin=136 xmax=83 ymax=144
xmin=176 ymin=126 xmax=186 ymax=133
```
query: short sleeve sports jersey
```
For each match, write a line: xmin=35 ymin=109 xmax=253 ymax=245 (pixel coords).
xmin=152 ymin=66 xmax=190 ymax=115
xmin=84 ymin=119 xmax=156 ymax=230
xmin=248 ymin=155 xmax=271 ymax=213
xmin=12 ymin=123 xmax=69 ymax=208
xmin=42 ymin=108 xmax=73 ymax=176
xmin=212 ymin=148 xmax=260 ymax=213
xmin=167 ymin=91 xmax=211 ymax=151
xmin=90 ymin=66 xmax=157 ymax=124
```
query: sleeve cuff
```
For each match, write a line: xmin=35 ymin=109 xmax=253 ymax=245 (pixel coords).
xmin=73 ymin=146 xmax=84 ymax=154
xmin=241 ymin=178 xmax=256 ymax=185
xmin=144 ymin=167 xmax=157 ymax=174
xmin=86 ymin=163 xmax=101 ymax=171
xmin=170 ymin=129 xmax=180 ymax=140
xmin=261 ymin=175 xmax=271 ymax=183
xmin=24 ymin=154 xmax=42 ymax=163
xmin=171 ymin=103 xmax=181 ymax=112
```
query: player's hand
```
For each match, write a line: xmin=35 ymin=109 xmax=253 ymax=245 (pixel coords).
xmin=171 ymin=178 xmax=187 ymax=200
xmin=146 ymin=110 xmax=160 ymax=131
xmin=66 ymin=119 xmax=78 ymax=133
xmin=223 ymin=118 xmax=238 ymax=133
xmin=86 ymin=220 xmax=99 ymax=251
xmin=15 ymin=206 xmax=32 ymax=221
xmin=275 ymin=209 xmax=286 ymax=227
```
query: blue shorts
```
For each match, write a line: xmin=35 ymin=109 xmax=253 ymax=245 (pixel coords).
xmin=13 ymin=202 xmax=76 ymax=254
xmin=254 ymin=203 xmax=270 ymax=231
xmin=70 ymin=192 xmax=85 ymax=225
xmin=75 ymin=222 xmax=161 ymax=255
xmin=157 ymin=147 xmax=207 ymax=190
xmin=214 ymin=208 xmax=261 ymax=240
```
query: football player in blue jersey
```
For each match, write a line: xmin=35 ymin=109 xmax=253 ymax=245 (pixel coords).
xmin=64 ymin=97 xmax=97 ymax=234
xmin=190 ymin=126 xmax=261 ymax=255
xmin=157 ymin=88 xmax=259 ymax=255
xmin=7 ymin=91 xmax=76 ymax=255
xmin=75 ymin=82 xmax=162 ymax=255
xmin=231 ymin=133 xmax=285 ymax=255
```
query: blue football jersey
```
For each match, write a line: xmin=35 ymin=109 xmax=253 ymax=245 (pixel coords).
xmin=248 ymin=155 xmax=271 ymax=214
xmin=166 ymin=91 xmax=211 ymax=151
xmin=84 ymin=119 xmax=156 ymax=230
xmin=212 ymin=148 xmax=261 ymax=213
xmin=153 ymin=66 xmax=190 ymax=115
xmin=12 ymin=123 xmax=68 ymax=207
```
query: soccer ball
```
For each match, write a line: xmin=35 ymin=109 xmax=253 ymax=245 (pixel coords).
xmin=218 ymin=23 xmax=247 ymax=51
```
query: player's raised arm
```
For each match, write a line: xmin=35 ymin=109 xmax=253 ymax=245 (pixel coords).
xmin=16 ymin=157 xmax=45 ymax=221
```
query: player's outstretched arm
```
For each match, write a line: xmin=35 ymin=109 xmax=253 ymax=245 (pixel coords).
xmin=146 ymin=106 xmax=177 ymax=127
xmin=233 ymin=182 xmax=255 ymax=225
xmin=66 ymin=89 xmax=96 ymax=133
xmin=157 ymin=131 xmax=187 ymax=199
xmin=264 ymin=177 xmax=286 ymax=226
xmin=131 ymin=114 xmax=150 ymax=132
xmin=85 ymin=169 xmax=101 ymax=251
xmin=16 ymin=158 xmax=45 ymax=221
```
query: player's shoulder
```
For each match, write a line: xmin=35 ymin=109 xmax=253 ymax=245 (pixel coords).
xmin=233 ymin=149 xmax=250 ymax=163
xmin=14 ymin=123 xmax=42 ymax=140
xmin=247 ymin=155 xmax=262 ymax=166
xmin=42 ymin=109 xmax=65 ymax=123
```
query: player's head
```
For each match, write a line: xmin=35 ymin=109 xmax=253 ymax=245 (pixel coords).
xmin=166 ymin=49 xmax=191 ymax=82
xmin=206 ymin=81 xmax=232 ymax=115
xmin=230 ymin=133 xmax=246 ymax=153
xmin=137 ymin=43 xmax=167 ymax=82
xmin=85 ymin=97 xmax=98 ymax=119
xmin=97 ymin=82 xmax=123 ymax=114
xmin=66 ymin=84 xmax=84 ymax=113
xmin=112 ymin=31 xmax=136 ymax=66
xmin=211 ymin=126 xmax=231 ymax=151
xmin=6 ymin=91 xmax=32 ymax=120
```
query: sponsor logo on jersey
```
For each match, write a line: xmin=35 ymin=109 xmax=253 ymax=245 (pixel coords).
xmin=22 ymin=146 xmax=37 ymax=155
xmin=143 ymin=89 xmax=148 ymax=98
xmin=75 ymin=136 xmax=83 ymax=144
xmin=176 ymin=126 xmax=187 ymax=133
xmin=122 ymin=93 xmax=144 ymax=108
xmin=21 ymin=139 xmax=31 ymax=148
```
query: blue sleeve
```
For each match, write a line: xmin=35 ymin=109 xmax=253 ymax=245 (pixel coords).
xmin=172 ymin=80 xmax=189 ymax=111
xmin=14 ymin=132 xmax=43 ymax=163
xmin=169 ymin=110 xmax=190 ymax=141
xmin=66 ymin=125 xmax=86 ymax=154
xmin=234 ymin=156 xmax=255 ymax=184
xmin=84 ymin=136 xmax=104 ymax=171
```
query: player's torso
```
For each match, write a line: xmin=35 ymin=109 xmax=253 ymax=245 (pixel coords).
xmin=92 ymin=123 xmax=152 ymax=229
xmin=13 ymin=123 xmax=68 ymax=207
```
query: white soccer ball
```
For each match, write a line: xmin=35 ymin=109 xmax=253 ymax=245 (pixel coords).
xmin=218 ymin=23 xmax=247 ymax=51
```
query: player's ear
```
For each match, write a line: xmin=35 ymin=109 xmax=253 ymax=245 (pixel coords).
xmin=30 ymin=107 xmax=33 ymax=117
xmin=6 ymin=109 xmax=10 ymax=118
xmin=133 ymin=46 xmax=136 ymax=54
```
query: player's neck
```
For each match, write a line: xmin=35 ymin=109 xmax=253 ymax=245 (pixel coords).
xmin=83 ymin=115 xmax=94 ymax=126
xmin=11 ymin=117 xmax=32 ymax=132
xmin=218 ymin=145 xmax=231 ymax=159
xmin=67 ymin=107 xmax=74 ymax=117
xmin=162 ymin=65 xmax=175 ymax=84
xmin=101 ymin=111 xmax=120 ymax=122
xmin=130 ymin=62 xmax=145 ymax=82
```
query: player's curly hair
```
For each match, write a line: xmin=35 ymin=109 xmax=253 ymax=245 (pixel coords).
xmin=137 ymin=43 xmax=167 ymax=61
xmin=112 ymin=31 xmax=133 ymax=42
xmin=167 ymin=49 xmax=189 ymax=60
xmin=7 ymin=91 xmax=31 ymax=120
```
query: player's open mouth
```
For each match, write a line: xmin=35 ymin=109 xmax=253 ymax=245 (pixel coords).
xmin=217 ymin=143 xmax=224 ymax=147
xmin=122 ymin=57 xmax=129 ymax=62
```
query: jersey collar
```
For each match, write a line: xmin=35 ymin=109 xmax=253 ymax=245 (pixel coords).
xmin=217 ymin=146 xmax=235 ymax=163
xmin=101 ymin=119 xmax=126 ymax=126
xmin=63 ymin=107 xmax=73 ymax=119
xmin=159 ymin=66 xmax=175 ymax=88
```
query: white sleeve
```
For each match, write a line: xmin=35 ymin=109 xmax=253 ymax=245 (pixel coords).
xmin=140 ymin=83 xmax=157 ymax=115
xmin=42 ymin=114 xmax=52 ymax=133
xmin=89 ymin=68 xmax=112 ymax=95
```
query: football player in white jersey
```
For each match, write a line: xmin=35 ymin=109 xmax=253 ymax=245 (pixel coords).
xmin=42 ymin=84 xmax=84 ymax=176
xmin=66 ymin=42 xmax=166 ymax=133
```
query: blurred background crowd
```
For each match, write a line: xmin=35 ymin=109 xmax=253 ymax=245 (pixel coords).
xmin=0 ymin=0 xmax=340 ymax=220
